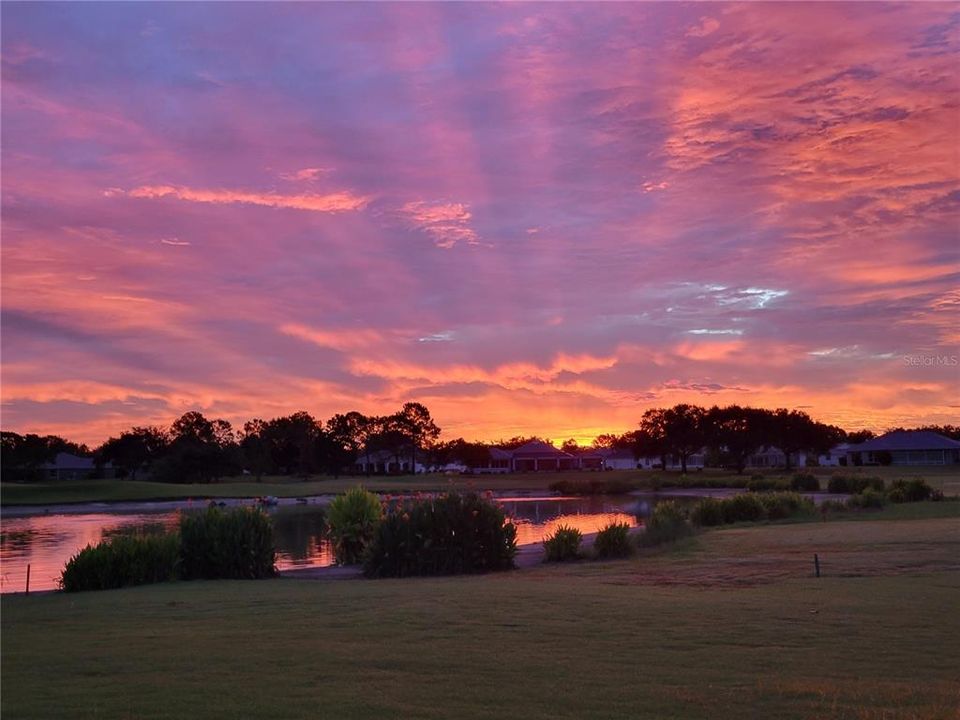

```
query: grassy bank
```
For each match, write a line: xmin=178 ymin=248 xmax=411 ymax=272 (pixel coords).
xmin=0 ymin=473 xmax=568 ymax=506
xmin=3 ymin=513 xmax=959 ymax=719
xmin=3 ymin=466 xmax=958 ymax=507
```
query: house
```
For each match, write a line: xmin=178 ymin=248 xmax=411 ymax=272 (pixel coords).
xmin=510 ymin=440 xmax=578 ymax=472
xmin=847 ymin=431 xmax=960 ymax=466
xmin=817 ymin=443 xmax=851 ymax=467
xmin=746 ymin=447 xmax=808 ymax=469
xmin=466 ymin=447 xmax=512 ymax=474
xmin=352 ymin=449 xmax=427 ymax=475
xmin=638 ymin=450 xmax=706 ymax=471
xmin=39 ymin=453 xmax=112 ymax=481
xmin=572 ymin=448 xmax=606 ymax=470
xmin=598 ymin=448 xmax=637 ymax=470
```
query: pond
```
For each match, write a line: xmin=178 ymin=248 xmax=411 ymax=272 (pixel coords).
xmin=0 ymin=494 xmax=686 ymax=593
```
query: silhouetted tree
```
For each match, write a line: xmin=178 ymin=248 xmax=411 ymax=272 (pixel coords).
xmin=396 ymin=402 xmax=441 ymax=472
xmin=704 ymin=405 xmax=768 ymax=474
xmin=97 ymin=426 xmax=169 ymax=481
xmin=240 ymin=419 xmax=270 ymax=482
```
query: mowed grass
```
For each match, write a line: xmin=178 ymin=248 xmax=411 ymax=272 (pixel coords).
xmin=4 ymin=466 xmax=959 ymax=506
xmin=0 ymin=473 xmax=568 ymax=506
xmin=3 ymin=515 xmax=959 ymax=719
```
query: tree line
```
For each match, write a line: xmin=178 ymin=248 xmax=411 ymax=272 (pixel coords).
xmin=2 ymin=403 xmax=957 ymax=482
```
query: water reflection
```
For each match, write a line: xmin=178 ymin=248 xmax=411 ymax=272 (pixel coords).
xmin=0 ymin=494 xmax=687 ymax=593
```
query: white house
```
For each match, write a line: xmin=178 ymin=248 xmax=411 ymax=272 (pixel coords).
xmin=637 ymin=450 xmax=706 ymax=471
xmin=847 ymin=431 xmax=960 ymax=466
xmin=817 ymin=443 xmax=851 ymax=467
xmin=598 ymin=448 xmax=637 ymax=470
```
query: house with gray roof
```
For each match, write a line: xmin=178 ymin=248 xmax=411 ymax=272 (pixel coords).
xmin=847 ymin=431 xmax=960 ymax=466
xmin=39 ymin=452 xmax=112 ymax=480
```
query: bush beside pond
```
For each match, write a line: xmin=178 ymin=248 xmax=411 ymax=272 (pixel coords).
xmin=179 ymin=507 xmax=276 ymax=580
xmin=688 ymin=492 xmax=815 ymax=528
xmin=593 ymin=522 xmax=633 ymax=559
xmin=827 ymin=475 xmax=884 ymax=494
xmin=60 ymin=533 xmax=180 ymax=592
xmin=548 ymin=478 xmax=636 ymax=495
xmin=326 ymin=487 xmax=382 ymax=565
xmin=61 ymin=506 xmax=276 ymax=592
xmin=543 ymin=525 xmax=583 ymax=562
xmin=364 ymin=492 xmax=517 ymax=578
xmin=639 ymin=501 xmax=693 ymax=547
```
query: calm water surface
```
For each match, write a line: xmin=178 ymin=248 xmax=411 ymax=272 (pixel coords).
xmin=1 ymin=494 xmax=682 ymax=593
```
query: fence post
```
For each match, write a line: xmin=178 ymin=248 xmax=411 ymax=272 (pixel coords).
xmin=814 ymin=554 xmax=820 ymax=578
xmin=25 ymin=564 xmax=31 ymax=595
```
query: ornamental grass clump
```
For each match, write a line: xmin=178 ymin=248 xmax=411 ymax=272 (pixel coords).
xmin=364 ymin=492 xmax=517 ymax=578
xmin=721 ymin=493 xmax=766 ymax=523
xmin=179 ymin=506 xmax=276 ymax=579
xmin=887 ymin=478 xmax=934 ymax=503
xmin=593 ymin=522 xmax=633 ymax=559
xmin=846 ymin=487 xmax=888 ymax=510
xmin=326 ymin=487 xmax=383 ymax=565
xmin=689 ymin=497 xmax=725 ymax=526
xmin=757 ymin=491 xmax=815 ymax=520
xmin=60 ymin=533 xmax=180 ymax=592
xmin=827 ymin=474 xmax=884 ymax=494
xmin=543 ymin=525 xmax=583 ymax=562
xmin=639 ymin=501 xmax=693 ymax=547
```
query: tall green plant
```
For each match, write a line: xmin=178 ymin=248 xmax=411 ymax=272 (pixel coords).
xmin=543 ymin=525 xmax=583 ymax=562
xmin=60 ymin=533 xmax=180 ymax=592
xmin=179 ymin=507 xmax=276 ymax=579
xmin=593 ymin=522 xmax=633 ymax=559
xmin=640 ymin=501 xmax=692 ymax=547
xmin=364 ymin=492 xmax=517 ymax=577
xmin=326 ymin=487 xmax=382 ymax=565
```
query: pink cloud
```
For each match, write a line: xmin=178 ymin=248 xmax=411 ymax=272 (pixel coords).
xmin=400 ymin=200 xmax=479 ymax=248
xmin=125 ymin=185 xmax=370 ymax=213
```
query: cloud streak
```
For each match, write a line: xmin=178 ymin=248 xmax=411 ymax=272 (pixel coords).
xmin=126 ymin=185 xmax=370 ymax=213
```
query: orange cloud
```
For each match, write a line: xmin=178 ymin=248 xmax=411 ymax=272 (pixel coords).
xmin=280 ymin=323 xmax=387 ymax=352
xmin=400 ymin=200 xmax=479 ymax=248
xmin=126 ymin=185 xmax=370 ymax=213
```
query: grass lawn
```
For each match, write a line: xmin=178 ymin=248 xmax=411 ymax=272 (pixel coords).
xmin=4 ymin=466 xmax=958 ymax=506
xmin=3 ymin=512 xmax=958 ymax=719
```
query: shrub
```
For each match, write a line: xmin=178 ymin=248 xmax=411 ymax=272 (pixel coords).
xmin=543 ymin=525 xmax=583 ymax=562
xmin=548 ymin=479 xmax=635 ymax=495
xmin=326 ymin=487 xmax=382 ymax=565
xmin=757 ymin=492 xmax=815 ymax=520
xmin=364 ymin=492 xmax=517 ymax=578
xmin=721 ymin=493 xmax=766 ymax=523
xmin=827 ymin=474 xmax=884 ymax=494
xmin=60 ymin=533 xmax=180 ymax=592
xmin=690 ymin=497 xmax=725 ymax=527
xmin=846 ymin=488 xmax=888 ymax=509
xmin=179 ymin=507 xmax=276 ymax=580
xmin=639 ymin=501 xmax=692 ymax=547
xmin=790 ymin=473 xmax=820 ymax=492
xmin=887 ymin=479 xmax=933 ymax=504
xmin=593 ymin=522 xmax=633 ymax=559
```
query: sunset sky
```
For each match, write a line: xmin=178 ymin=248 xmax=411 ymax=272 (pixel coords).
xmin=2 ymin=2 xmax=958 ymax=447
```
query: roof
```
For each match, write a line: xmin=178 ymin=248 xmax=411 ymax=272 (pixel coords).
xmin=510 ymin=440 xmax=572 ymax=458
xmin=40 ymin=452 xmax=96 ymax=471
xmin=852 ymin=431 xmax=960 ymax=452
xmin=489 ymin=447 xmax=513 ymax=461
